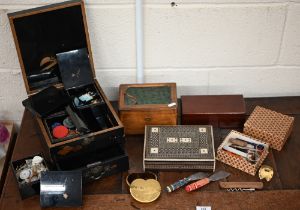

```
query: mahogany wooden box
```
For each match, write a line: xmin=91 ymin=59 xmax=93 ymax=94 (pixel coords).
xmin=119 ymin=83 xmax=177 ymax=135
xmin=181 ymin=95 xmax=246 ymax=128
xmin=8 ymin=0 xmax=128 ymax=176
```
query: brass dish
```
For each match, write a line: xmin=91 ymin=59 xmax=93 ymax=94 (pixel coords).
xmin=126 ymin=172 xmax=161 ymax=203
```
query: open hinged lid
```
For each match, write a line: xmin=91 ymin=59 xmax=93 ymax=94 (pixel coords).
xmin=8 ymin=0 xmax=96 ymax=95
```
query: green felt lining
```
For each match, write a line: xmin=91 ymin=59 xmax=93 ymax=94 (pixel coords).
xmin=124 ymin=86 xmax=172 ymax=105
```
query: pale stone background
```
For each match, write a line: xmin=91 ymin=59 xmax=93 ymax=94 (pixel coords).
xmin=0 ymin=0 xmax=300 ymax=125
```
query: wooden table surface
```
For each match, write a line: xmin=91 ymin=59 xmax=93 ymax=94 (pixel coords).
xmin=1 ymin=97 xmax=300 ymax=210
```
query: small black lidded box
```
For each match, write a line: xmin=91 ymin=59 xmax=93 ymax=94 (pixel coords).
xmin=7 ymin=0 xmax=128 ymax=177
xmin=11 ymin=154 xmax=49 ymax=199
xmin=40 ymin=171 xmax=82 ymax=208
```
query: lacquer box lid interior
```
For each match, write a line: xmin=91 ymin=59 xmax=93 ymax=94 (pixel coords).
xmin=8 ymin=0 xmax=95 ymax=95
xmin=119 ymin=83 xmax=177 ymax=110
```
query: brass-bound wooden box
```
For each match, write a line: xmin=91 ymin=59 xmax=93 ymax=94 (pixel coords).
xmin=244 ymin=106 xmax=294 ymax=151
xmin=8 ymin=0 xmax=129 ymax=180
xmin=143 ymin=125 xmax=215 ymax=171
xmin=119 ymin=83 xmax=177 ymax=135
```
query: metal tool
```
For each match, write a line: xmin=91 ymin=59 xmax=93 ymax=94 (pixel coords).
xmin=226 ymin=188 xmax=255 ymax=192
xmin=185 ymin=171 xmax=230 ymax=192
xmin=166 ymin=172 xmax=209 ymax=193
xmin=219 ymin=182 xmax=263 ymax=190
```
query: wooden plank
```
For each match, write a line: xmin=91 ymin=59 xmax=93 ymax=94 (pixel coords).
xmin=272 ymin=114 xmax=300 ymax=189
xmin=1 ymin=190 xmax=300 ymax=210
xmin=83 ymin=173 xmax=123 ymax=195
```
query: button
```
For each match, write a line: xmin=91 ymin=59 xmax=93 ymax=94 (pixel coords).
xmin=19 ymin=169 xmax=32 ymax=180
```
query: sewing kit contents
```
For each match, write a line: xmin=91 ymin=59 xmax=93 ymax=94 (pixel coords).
xmin=217 ymin=130 xmax=269 ymax=176
xmin=11 ymin=155 xmax=49 ymax=199
xmin=44 ymin=109 xmax=81 ymax=143
xmin=126 ymin=172 xmax=161 ymax=203
xmin=15 ymin=156 xmax=48 ymax=184
xmin=185 ymin=171 xmax=230 ymax=192
xmin=166 ymin=172 xmax=210 ymax=193
xmin=143 ymin=125 xmax=215 ymax=171
xmin=222 ymin=137 xmax=266 ymax=164
xmin=219 ymin=181 xmax=263 ymax=192
xmin=258 ymin=165 xmax=274 ymax=182
xmin=73 ymin=90 xmax=103 ymax=108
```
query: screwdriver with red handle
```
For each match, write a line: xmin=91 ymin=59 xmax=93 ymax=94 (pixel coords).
xmin=185 ymin=171 xmax=230 ymax=192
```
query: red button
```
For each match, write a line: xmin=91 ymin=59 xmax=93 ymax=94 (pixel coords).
xmin=52 ymin=125 xmax=69 ymax=139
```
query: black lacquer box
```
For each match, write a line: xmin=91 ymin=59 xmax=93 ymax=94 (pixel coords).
xmin=8 ymin=0 xmax=128 ymax=180
xmin=8 ymin=0 xmax=129 ymax=181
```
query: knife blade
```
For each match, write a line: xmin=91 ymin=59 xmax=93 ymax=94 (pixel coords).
xmin=166 ymin=172 xmax=209 ymax=193
xmin=185 ymin=171 xmax=230 ymax=192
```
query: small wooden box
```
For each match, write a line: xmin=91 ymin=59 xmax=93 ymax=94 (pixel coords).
xmin=8 ymin=0 xmax=128 ymax=174
xmin=216 ymin=130 xmax=269 ymax=176
xmin=181 ymin=95 xmax=246 ymax=128
xmin=143 ymin=125 xmax=215 ymax=171
xmin=119 ymin=83 xmax=177 ymax=135
xmin=244 ymin=106 xmax=294 ymax=151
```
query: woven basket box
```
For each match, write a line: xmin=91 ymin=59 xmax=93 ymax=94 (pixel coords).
xmin=244 ymin=106 xmax=294 ymax=151
xmin=216 ymin=130 xmax=269 ymax=176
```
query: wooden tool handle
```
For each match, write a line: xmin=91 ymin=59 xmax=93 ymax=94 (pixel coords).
xmin=185 ymin=178 xmax=210 ymax=192
xmin=219 ymin=182 xmax=263 ymax=189
xmin=229 ymin=138 xmax=247 ymax=147
xmin=166 ymin=178 xmax=189 ymax=193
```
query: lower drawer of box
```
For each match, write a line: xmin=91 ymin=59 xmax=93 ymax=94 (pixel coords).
xmin=54 ymin=145 xmax=129 ymax=183
xmin=120 ymin=110 xmax=177 ymax=134
xmin=144 ymin=161 xmax=215 ymax=171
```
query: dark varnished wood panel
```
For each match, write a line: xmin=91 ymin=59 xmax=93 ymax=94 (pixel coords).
xmin=1 ymin=190 xmax=300 ymax=210
xmin=272 ymin=115 xmax=300 ymax=189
